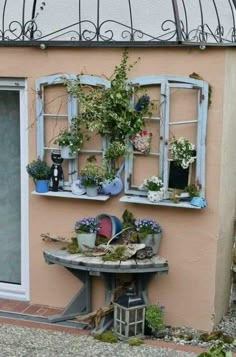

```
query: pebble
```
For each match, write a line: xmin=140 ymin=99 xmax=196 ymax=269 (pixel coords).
xmin=156 ymin=307 xmax=236 ymax=352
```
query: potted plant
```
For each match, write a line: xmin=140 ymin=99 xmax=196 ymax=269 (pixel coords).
xmin=168 ymin=137 xmax=196 ymax=190
xmin=169 ymin=137 xmax=196 ymax=169
xmin=139 ymin=176 xmax=164 ymax=202
xmin=134 ymin=218 xmax=162 ymax=254
xmin=145 ymin=304 xmax=165 ymax=337
xmin=26 ymin=158 xmax=51 ymax=193
xmin=130 ymin=129 xmax=152 ymax=154
xmin=54 ymin=121 xmax=83 ymax=159
xmin=75 ymin=217 xmax=100 ymax=251
xmin=79 ymin=158 xmax=105 ymax=197
xmin=102 ymin=141 xmax=126 ymax=195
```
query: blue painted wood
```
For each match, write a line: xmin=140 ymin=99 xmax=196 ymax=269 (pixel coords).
xmin=124 ymin=74 xmax=209 ymax=202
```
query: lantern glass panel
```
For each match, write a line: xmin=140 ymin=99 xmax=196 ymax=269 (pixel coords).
xmin=122 ymin=309 xmax=126 ymax=321
xmin=121 ymin=323 xmax=126 ymax=336
xmin=129 ymin=309 xmax=136 ymax=323
xmin=116 ymin=321 xmax=121 ymax=334
xmin=137 ymin=308 xmax=144 ymax=321
xmin=137 ymin=322 xmax=143 ymax=335
xmin=128 ymin=324 xmax=135 ymax=337
xmin=117 ymin=307 xmax=120 ymax=320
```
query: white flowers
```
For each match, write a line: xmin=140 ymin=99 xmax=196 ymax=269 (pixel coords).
xmin=139 ymin=176 xmax=164 ymax=192
xmin=169 ymin=137 xmax=195 ymax=169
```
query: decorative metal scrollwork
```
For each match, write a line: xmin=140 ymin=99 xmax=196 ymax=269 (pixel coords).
xmin=0 ymin=0 xmax=236 ymax=45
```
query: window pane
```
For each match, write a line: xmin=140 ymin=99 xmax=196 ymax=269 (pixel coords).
xmin=0 ymin=90 xmax=21 ymax=284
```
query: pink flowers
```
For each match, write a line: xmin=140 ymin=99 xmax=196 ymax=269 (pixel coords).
xmin=131 ymin=130 xmax=152 ymax=154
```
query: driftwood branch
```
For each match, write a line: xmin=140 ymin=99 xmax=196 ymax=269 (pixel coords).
xmin=41 ymin=233 xmax=70 ymax=243
xmin=76 ymin=305 xmax=113 ymax=329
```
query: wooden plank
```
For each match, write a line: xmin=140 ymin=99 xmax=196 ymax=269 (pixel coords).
xmin=103 ymin=260 xmax=121 ymax=270
xmin=32 ymin=191 xmax=110 ymax=201
xmin=151 ymin=255 xmax=168 ymax=267
xmin=119 ymin=259 xmax=137 ymax=270
xmin=135 ymin=259 xmax=154 ymax=269
xmin=120 ymin=195 xmax=201 ymax=209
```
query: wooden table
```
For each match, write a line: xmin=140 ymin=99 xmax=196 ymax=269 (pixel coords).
xmin=43 ymin=249 xmax=169 ymax=326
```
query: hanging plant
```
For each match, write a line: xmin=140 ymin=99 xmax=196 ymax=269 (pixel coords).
xmin=65 ymin=50 xmax=151 ymax=144
xmin=169 ymin=137 xmax=196 ymax=169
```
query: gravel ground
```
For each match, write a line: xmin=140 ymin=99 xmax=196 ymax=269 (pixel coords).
xmin=0 ymin=308 xmax=235 ymax=356
xmin=159 ymin=307 xmax=236 ymax=352
xmin=0 ymin=323 xmax=198 ymax=357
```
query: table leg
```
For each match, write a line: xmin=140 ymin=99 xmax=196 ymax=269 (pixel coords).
xmin=135 ymin=272 xmax=155 ymax=304
xmin=48 ymin=269 xmax=91 ymax=323
xmin=93 ymin=272 xmax=115 ymax=333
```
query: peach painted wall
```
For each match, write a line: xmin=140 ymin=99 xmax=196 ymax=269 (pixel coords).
xmin=0 ymin=46 xmax=232 ymax=331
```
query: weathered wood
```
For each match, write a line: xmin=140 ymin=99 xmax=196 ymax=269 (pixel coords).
xmin=43 ymin=249 xmax=168 ymax=273
xmin=41 ymin=233 xmax=70 ymax=243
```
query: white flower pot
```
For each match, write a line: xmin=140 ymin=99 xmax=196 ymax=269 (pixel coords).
xmin=86 ymin=186 xmax=98 ymax=197
xmin=60 ymin=146 xmax=76 ymax=159
xmin=147 ymin=190 xmax=163 ymax=202
xmin=76 ymin=232 xmax=96 ymax=251
xmin=142 ymin=233 xmax=162 ymax=255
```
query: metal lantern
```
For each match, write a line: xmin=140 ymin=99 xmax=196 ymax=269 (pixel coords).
xmin=113 ymin=287 xmax=146 ymax=339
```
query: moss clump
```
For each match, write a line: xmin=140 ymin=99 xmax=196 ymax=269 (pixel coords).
xmin=96 ymin=235 xmax=108 ymax=246
xmin=199 ymin=331 xmax=234 ymax=345
xmin=128 ymin=337 xmax=144 ymax=346
xmin=94 ymin=331 xmax=118 ymax=343
xmin=66 ymin=237 xmax=81 ymax=254
xmin=189 ymin=72 xmax=212 ymax=108
xmin=102 ymin=245 xmax=127 ymax=261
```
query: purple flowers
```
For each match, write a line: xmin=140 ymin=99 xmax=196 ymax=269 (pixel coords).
xmin=75 ymin=217 xmax=100 ymax=234
xmin=135 ymin=218 xmax=161 ymax=236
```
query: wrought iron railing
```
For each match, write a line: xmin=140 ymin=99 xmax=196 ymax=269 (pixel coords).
xmin=1 ymin=0 xmax=236 ymax=46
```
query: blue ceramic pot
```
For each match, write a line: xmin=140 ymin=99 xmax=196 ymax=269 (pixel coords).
xmin=35 ymin=180 xmax=49 ymax=193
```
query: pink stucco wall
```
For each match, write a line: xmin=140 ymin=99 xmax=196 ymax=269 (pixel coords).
xmin=0 ymin=46 xmax=234 ymax=331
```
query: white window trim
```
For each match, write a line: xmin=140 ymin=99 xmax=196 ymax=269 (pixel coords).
xmin=0 ymin=78 xmax=29 ymax=300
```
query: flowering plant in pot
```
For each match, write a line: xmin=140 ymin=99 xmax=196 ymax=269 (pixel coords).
xmin=130 ymin=129 xmax=152 ymax=154
xmin=74 ymin=217 xmax=100 ymax=251
xmin=26 ymin=158 xmax=51 ymax=193
xmin=134 ymin=218 xmax=162 ymax=254
xmin=54 ymin=122 xmax=83 ymax=159
xmin=139 ymin=176 xmax=164 ymax=202
xmin=169 ymin=137 xmax=196 ymax=169
xmin=79 ymin=159 xmax=105 ymax=196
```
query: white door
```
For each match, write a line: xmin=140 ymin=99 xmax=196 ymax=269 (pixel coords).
xmin=0 ymin=79 xmax=29 ymax=300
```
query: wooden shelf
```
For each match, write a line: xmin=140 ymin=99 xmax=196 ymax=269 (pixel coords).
xmin=32 ymin=191 xmax=110 ymax=201
xmin=120 ymin=195 xmax=202 ymax=209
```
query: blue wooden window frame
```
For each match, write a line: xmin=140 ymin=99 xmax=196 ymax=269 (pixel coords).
xmin=35 ymin=74 xmax=110 ymax=189
xmin=124 ymin=75 xmax=209 ymax=199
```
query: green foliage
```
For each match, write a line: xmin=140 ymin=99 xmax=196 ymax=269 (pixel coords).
xmin=122 ymin=209 xmax=136 ymax=230
xmin=54 ymin=121 xmax=83 ymax=156
xmin=26 ymin=158 xmax=51 ymax=180
xmin=65 ymin=50 xmax=150 ymax=144
xmin=197 ymin=342 xmax=232 ymax=357
xmin=104 ymin=141 xmax=126 ymax=177
xmin=94 ymin=331 xmax=118 ymax=343
xmin=128 ymin=337 xmax=144 ymax=346
xmin=145 ymin=305 xmax=164 ymax=332
xmin=102 ymin=245 xmax=127 ymax=261
xmin=184 ymin=183 xmax=201 ymax=197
